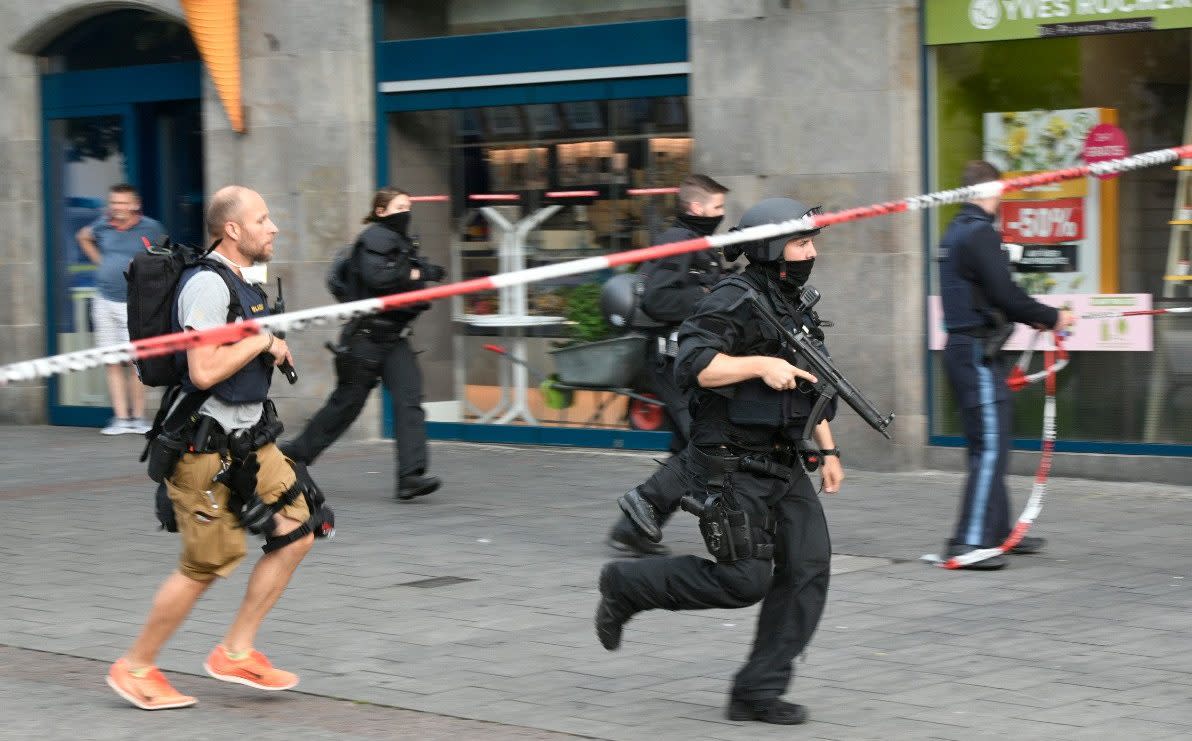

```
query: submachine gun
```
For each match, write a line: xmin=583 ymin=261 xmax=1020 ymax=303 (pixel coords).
xmin=747 ymin=284 xmax=895 ymax=442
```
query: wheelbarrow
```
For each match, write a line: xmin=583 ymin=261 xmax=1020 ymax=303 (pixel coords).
xmin=483 ymin=335 xmax=669 ymax=430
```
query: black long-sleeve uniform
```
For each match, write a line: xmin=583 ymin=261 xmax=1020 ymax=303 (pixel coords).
xmin=284 ymin=219 xmax=441 ymax=486
xmin=602 ymin=264 xmax=832 ymax=705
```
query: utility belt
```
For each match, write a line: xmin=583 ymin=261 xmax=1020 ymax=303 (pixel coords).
xmin=145 ymin=395 xmax=282 ymax=483
xmin=189 ymin=401 xmax=284 ymax=459
xmin=681 ymin=445 xmax=794 ymax=564
xmin=689 ymin=444 xmax=799 ymax=483
xmin=949 ymin=309 xmax=1011 ymax=363
xmin=355 ymin=316 xmax=414 ymax=342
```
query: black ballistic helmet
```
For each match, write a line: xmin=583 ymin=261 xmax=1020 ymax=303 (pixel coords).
xmin=727 ymin=197 xmax=822 ymax=263
xmin=600 ymin=272 xmax=665 ymax=329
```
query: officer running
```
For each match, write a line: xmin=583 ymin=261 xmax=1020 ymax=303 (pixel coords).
xmin=607 ymin=173 xmax=729 ymax=557
xmin=108 ymin=186 xmax=331 ymax=710
xmin=282 ymin=187 xmax=446 ymax=501
xmin=595 ymin=197 xmax=843 ymax=726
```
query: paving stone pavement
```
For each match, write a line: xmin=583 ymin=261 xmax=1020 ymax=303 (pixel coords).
xmin=2 ymin=426 xmax=1192 ymax=740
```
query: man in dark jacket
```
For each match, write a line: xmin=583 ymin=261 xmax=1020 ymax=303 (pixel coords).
xmin=607 ymin=174 xmax=728 ymax=557
xmin=938 ymin=160 xmax=1074 ymax=569
xmin=596 ymin=196 xmax=843 ymax=726
xmin=283 ymin=187 xmax=446 ymax=500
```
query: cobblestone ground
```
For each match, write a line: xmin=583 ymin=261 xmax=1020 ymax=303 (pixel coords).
xmin=2 ymin=426 xmax=1192 ymax=740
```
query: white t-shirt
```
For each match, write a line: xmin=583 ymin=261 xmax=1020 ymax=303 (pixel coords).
xmin=176 ymin=256 xmax=265 ymax=431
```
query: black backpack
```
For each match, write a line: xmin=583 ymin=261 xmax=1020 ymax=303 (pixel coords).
xmin=125 ymin=237 xmax=243 ymax=387
xmin=326 ymin=243 xmax=361 ymax=302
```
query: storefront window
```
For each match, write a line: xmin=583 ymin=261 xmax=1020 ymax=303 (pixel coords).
xmin=382 ymin=0 xmax=683 ymax=40
xmin=928 ymin=30 xmax=1192 ymax=446
xmin=386 ymin=95 xmax=689 ymax=433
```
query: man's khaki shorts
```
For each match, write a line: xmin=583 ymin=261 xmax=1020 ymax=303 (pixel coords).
xmin=167 ymin=442 xmax=309 ymax=582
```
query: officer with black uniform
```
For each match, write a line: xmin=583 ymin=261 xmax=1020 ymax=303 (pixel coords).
xmin=607 ymin=174 xmax=729 ymax=556
xmin=595 ymin=197 xmax=844 ymax=726
xmin=283 ymin=187 xmax=446 ymax=500
xmin=938 ymin=160 xmax=1074 ymax=569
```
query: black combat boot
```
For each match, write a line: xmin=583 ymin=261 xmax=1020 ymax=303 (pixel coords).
xmin=397 ymin=473 xmax=441 ymax=500
xmin=727 ymin=698 xmax=809 ymax=725
xmin=595 ymin=563 xmax=636 ymax=651
xmin=616 ymin=487 xmax=664 ymax=543
xmin=607 ymin=515 xmax=670 ymax=557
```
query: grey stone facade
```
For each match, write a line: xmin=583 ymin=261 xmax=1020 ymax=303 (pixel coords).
xmin=688 ymin=0 xmax=926 ymax=470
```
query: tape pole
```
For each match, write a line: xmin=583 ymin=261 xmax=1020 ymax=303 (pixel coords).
xmin=4 ymin=143 xmax=1191 ymax=385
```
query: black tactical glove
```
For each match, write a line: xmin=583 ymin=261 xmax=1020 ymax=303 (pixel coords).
xmin=419 ymin=263 xmax=446 ymax=282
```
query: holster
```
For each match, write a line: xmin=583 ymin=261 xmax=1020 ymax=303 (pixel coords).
xmin=146 ymin=431 xmax=187 ymax=483
xmin=329 ymin=342 xmax=383 ymax=388
xmin=957 ymin=309 xmax=1012 ymax=363
xmin=143 ymin=388 xmax=210 ymax=483
xmin=681 ymin=447 xmax=780 ymax=563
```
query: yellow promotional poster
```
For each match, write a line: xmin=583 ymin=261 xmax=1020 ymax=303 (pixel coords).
xmin=984 ymin=107 xmax=1120 ymax=293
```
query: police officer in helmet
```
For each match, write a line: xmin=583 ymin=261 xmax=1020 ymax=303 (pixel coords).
xmin=595 ymin=196 xmax=842 ymax=726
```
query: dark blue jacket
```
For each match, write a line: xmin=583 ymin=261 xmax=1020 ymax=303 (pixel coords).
xmin=939 ymin=203 xmax=1058 ymax=332
xmin=175 ymin=262 xmax=272 ymax=403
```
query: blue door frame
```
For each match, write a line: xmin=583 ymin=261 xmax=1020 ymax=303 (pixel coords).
xmin=373 ymin=13 xmax=685 ymax=450
xmin=41 ymin=61 xmax=201 ymax=426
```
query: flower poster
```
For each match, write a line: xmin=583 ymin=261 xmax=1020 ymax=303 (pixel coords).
xmin=983 ymin=108 xmax=1119 ymax=295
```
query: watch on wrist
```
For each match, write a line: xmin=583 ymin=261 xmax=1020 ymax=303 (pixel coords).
xmin=820 ymin=448 xmax=840 ymax=460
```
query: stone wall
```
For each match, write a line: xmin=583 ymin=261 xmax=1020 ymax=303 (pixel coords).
xmin=688 ymin=0 xmax=925 ymax=470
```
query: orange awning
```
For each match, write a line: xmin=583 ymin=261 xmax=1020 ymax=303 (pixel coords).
xmin=181 ymin=0 xmax=243 ymax=133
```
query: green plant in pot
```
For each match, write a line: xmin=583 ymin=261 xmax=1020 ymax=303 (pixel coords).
xmin=561 ymin=282 xmax=612 ymax=345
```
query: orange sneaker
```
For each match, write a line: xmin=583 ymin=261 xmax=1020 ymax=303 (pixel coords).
xmin=106 ymin=658 xmax=197 ymax=710
xmin=203 ymin=645 xmax=298 ymax=691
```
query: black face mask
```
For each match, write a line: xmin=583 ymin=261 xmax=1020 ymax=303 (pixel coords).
xmin=379 ymin=211 xmax=411 ymax=235
xmin=779 ymin=258 xmax=815 ymax=287
xmin=679 ymin=211 xmax=724 ymax=237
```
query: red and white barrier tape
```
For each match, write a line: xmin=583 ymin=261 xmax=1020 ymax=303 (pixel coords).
xmin=1081 ymin=306 xmax=1192 ymax=319
xmin=932 ymin=332 xmax=1067 ymax=570
xmin=3 ymin=143 xmax=1190 ymax=385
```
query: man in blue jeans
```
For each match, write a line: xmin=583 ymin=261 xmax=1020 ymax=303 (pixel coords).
xmin=77 ymin=183 xmax=166 ymax=435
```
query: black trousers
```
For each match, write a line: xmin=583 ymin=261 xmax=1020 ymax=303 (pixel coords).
xmin=604 ymin=452 xmax=831 ymax=703
xmin=285 ymin=327 xmax=428 ymax=483
xmin=620 ymin=348 xmax=691 ymax=520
